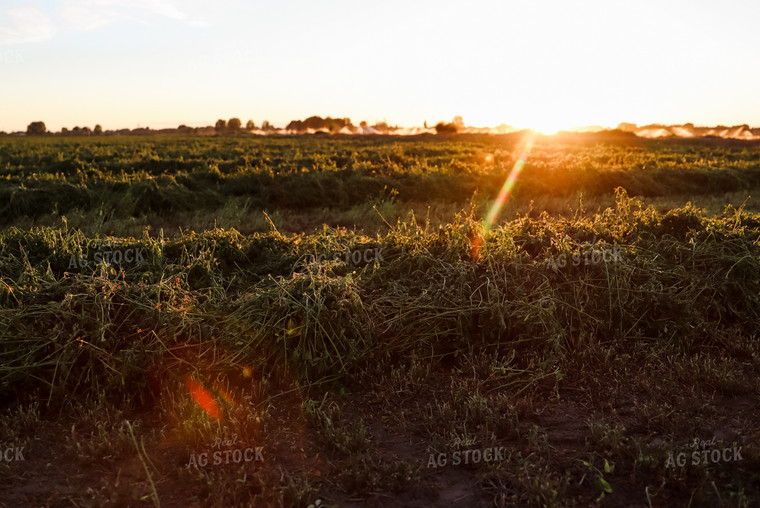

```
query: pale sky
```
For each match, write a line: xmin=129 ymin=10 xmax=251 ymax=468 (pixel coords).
xmin=1 ymin=0 xmax=758 ymax=132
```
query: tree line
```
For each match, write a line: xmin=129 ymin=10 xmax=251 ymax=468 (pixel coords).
xmin=25 ymin=121 xmax=104 ymax=136
xmin=15 ymin=115 xmax=465 ymax=136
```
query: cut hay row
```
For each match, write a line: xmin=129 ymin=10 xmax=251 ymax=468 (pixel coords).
xmin=1 ymin=191 xmax=758 ymax=408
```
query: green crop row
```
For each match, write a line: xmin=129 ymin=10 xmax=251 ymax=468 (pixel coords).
xmin=1 ymin=135 xmax=760 ymax=221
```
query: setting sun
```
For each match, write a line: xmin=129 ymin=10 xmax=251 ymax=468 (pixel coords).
xmin=531 ymin=120 xmax=573 ymax=136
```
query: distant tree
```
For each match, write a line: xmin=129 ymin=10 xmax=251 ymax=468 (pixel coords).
xmin=26 ymin=121 xmax=46 ymax=135
xmin=360 ymin=121 xmax=367 ymax=128
xmin=61 ymin=127 xmax=69 ymax=135
xmin=285 ymin=119 xmax=304 ymax=131
xmin=452 ymin=116 xmax=465 ymax=131
xmin=215 ymin=119 xmax=226 ymax=133
xmin=286 ymin=116 xmax=353 ymax=133
xmin=93 ymin=124 xmax=103 ymax=135
xmin=435 ymin=121 xmax=457 ymax=134
xmin=245 ymin=119 xmax=255 ymax=131
xmin=227 ymin=117 xmax=242 ymax=132
xmin=69 ymin=126 xmax=92 ymax=136
xmin=261 ymin=120 xmax=274 ymax=131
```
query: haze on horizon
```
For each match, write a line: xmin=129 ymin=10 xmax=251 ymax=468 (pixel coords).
xmin=1 ymin=0 xmax=759 ymax=133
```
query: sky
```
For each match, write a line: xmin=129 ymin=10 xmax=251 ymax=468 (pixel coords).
xmin=1 ymin=0 xmax=759 ymax=133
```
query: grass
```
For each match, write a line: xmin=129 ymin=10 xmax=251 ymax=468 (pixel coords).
xmin=3 ymin=134 xmax=760 ymax=229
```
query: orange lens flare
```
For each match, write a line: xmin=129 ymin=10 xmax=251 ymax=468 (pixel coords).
xmin=469 ymin=232 xmax=483 ymax=261
xmin=484 ymin=131 xmax=537 ymax=231
xmin=185 ymin=376 xmax=222 ymax=420
xmin=470 ymin=131 xmax=537 ymax=261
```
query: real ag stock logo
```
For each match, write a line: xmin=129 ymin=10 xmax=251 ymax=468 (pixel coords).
xmin=546 ymin=236 xmax=622 ymax=270
xmin=67 ymin=240 xmax=146 ymax=270
xmin=186 ymin=433 xmax=264 ymax=468
xmin=0 ymin=443 xmax=25 ymax=463
xmin=302 ymin=246 xmax=383 ymax=266
xmin=426 ymin=436 xmax=506 ymax=469
xmin=0 ymin=48 xmax=23 ymax=65
xmin=665 ymin=435 xmax=743 ymax=468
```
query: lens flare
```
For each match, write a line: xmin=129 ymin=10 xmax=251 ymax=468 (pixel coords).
xmin=484 ymin=130 xmax=537 ymax=231
xmin=469 ymin=232 xmax=484 ymax=261
xmin=469 ymin=131 xmax=537 ymax=261
xmin=185 ymin=376 xmax=222 ymax=420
